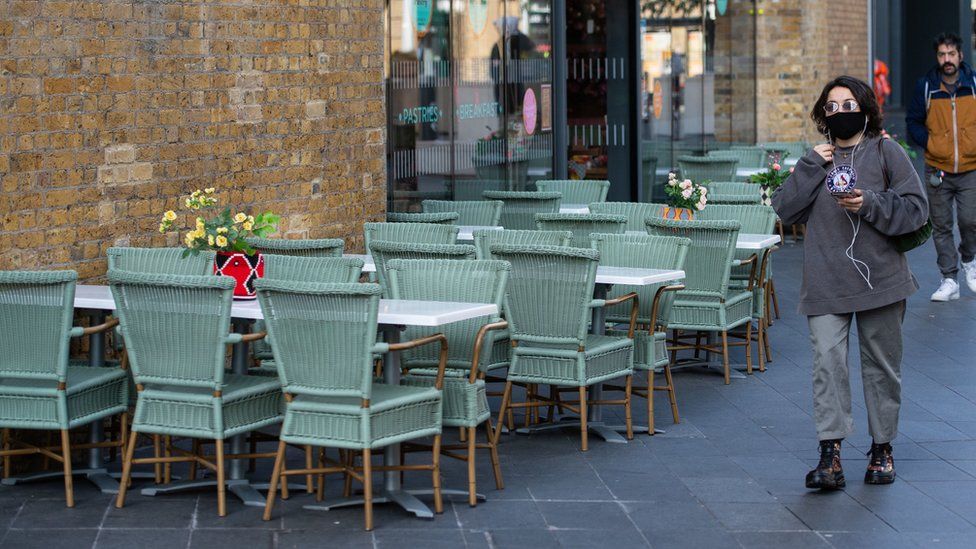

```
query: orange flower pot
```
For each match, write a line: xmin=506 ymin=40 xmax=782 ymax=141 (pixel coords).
xmin=662 ymin=207 xmax=694 ymax=221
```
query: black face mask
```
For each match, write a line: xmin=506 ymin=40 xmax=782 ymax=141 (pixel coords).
xmin=825 ymin=111 xmax=867 ymax=140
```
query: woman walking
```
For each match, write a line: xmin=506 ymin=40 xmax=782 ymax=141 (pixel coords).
xmin=772 ymin=75 xmax=929 ymax=489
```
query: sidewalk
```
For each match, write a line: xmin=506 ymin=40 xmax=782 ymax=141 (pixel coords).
xmin=1 ymin=241 xmax=975 ymax=548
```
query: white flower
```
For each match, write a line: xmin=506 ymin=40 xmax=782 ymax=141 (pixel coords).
xmin=668 ymin=173 xmax=679 ymax=187
xmin=700 ymin=186 xmax=708 ymax=195
xmin=696 ymin=201 xmax=706 ymax=211
xmin=680 ymin=179 xmax=692 ymax=190
xmin=681 ymin=188 xmax=693 ymax=199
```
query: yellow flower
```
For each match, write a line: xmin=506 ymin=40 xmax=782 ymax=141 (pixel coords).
xmin=158 ymin=223 xmax=166 ymax=233
xmin=215 ymin=235 xmax=228 ymax=248
xmin=163 ymin=210 xmax=177 ymax=221
xmin=242 ymin=221 xmax=253 ymax=231
xmin=233 ymin=212 xmax=248 ymax=223
xmin=204 ymin=187 xmax=215 ymax=194
xmin=185 ymin=198 xmax=193 ymax=208
xmin=247 ymin=215 xmax=254 ymax=224
xmin=207 ymin=235 xmax=215 ymax=246
xmin=184 ymin=233 xmax=196 ymax=247
xmin=189 ymin=228 xmax=205 ymax=239
xmin=196 ymin=217 xmax=205 ymax=230
xmin=191 ymin=190 xmax=201 ymax=197
xmin=216 ymin=227 xmax=228 ymax=234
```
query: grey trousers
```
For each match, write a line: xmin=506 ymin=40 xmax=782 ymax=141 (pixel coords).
xmin=808 ymin=300 xmax=905 ymax=444
xmin=925 ymin=165 xmax=976 ymax=279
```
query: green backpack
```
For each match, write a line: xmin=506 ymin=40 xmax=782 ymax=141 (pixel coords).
xmin=878 ymin=139 xmax=932 ymax=253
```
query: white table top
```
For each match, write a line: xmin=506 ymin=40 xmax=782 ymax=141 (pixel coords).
xmin=595 ymin=267 xmax=685 ymax=286
xmin=457 ymin=225 xmax=502 ymax=241
xmin=624 ymin=231 xmax=780 ymax=250
xmin=74 ymin=285 xmax=497 ymax=327
xmin=559 ymin=204 xmax=590 ymax=214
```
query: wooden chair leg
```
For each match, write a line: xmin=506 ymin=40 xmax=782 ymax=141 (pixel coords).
xmin=305 ymin=445 xmax=314 ymax=494
xmin=763 ymin=317 xmax=773 ymax=362
xmin=664 ymin=364 xmax=680 ymax=424
xmin=459 ymin=426 xmax=467 ymax=442
xmin=316 ymin=447 xmax=326 ymax=502
xmin=467 ymin=426 xmax=477 ymax=507
xmin=362 ymin=448 xmax=373 ymax=531
xmin=579 ymin=386 xmax=588 ymax=452
xmin=263 ymin=439 xmax=287 ymax=521
xmin=757 ymin=318 xmax=767 ymax=372
xmin=770 ymin=278 xmax=781 ymax=319
xmin=3 ymin=428 xmax=12 ymax=479
xmin=59 ymin=429 xmax=74 ymax=508
xmin=484 ymin=418 xmax=504 ymax=490
xmin=115 ymin=430 xmax=139 ymax=509
xmin=624 ymin=375 xmax=633 ymax=440
xmin=152 ymin=435 xmax=163 ymax=484
xmin=721 ymin=331 xmax=731 ymax=385
xmin=693 ymin=331 xmax=703 ymax=359
xmin=215 ymin=439 xmax=226 ymax=517
xmin=189 ymin=439 xmax=200 ymax=480
xmin=248 ymin=435 xmax=257 ymax=473
xmin=431 ymin=434 xmax=443 ymax=514
xmin=745 ymin=322 xmax=753 ymax=375
xmin=493 ymin=381 xmax=514 ymax=445
xmin=647 ymin=369 xmax=655 ymax=436
xmin=343 ymin=450 xmax=354 ymax=498
xmin=163 ymin=435 xmax=172 ymax=484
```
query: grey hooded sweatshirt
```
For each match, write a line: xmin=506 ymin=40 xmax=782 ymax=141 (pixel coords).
xmin=771 ymin=136 xmax=929 ymax=316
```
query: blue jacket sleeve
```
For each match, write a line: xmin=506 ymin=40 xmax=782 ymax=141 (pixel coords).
xmin=905 ymin=77 xmax=929 ymax=149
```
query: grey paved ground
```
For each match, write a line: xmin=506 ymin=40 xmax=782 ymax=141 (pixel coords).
xmin=2 ymin=241 xmax=976 ymax=548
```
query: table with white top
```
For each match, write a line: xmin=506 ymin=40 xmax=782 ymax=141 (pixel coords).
xmin=624 ymin=231 xmax=782 ymax=251
xmin=457 ymin=225 xmax=502 ymax=240
xmin=559 ymin=204 xmax=590 ymax=214
xmin=68 ymin=285 xmax=497 ymax=517
xmin=515 ymin=267 xmax=686 ymax=442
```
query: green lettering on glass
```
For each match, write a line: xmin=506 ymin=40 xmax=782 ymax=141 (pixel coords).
xmin=397 ymin=104 xmax=442 ymax=125
xmin=455 ymin=101 xmax=501 ymax=120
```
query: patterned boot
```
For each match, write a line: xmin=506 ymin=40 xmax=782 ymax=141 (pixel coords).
xmin=805 ymin=439 xmax=845 ymax=490
xmin=864 ymin=442 xmax=896 ymax=485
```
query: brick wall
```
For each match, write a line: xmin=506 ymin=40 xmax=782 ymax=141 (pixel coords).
xmin=0 ymin=0 xmax=387 ymax=280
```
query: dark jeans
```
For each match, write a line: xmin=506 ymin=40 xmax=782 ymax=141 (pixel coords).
xmin=925 ymin=165 xmax=976 ymax=279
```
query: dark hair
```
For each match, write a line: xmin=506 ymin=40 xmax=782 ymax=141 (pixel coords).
xmin=933 ymin=32 xmax=963 ymax=53
xmin=809 ymin=75 xmax=883 ymax=138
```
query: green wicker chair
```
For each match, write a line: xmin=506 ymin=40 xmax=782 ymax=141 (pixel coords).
xmin=387 ymin=259 xmax=509 ymax=507
xmin=703 ymin=182 xmax=755 ymax=195
xmin=534 ymin=213 xmax=627 ymax=247
xmin=255 ymin=281 xmax=447 ymax=531
xmin=644 ymin=219 xmax=755 ymax=384
xmin=488 ymin=244 xmax=637 ymax=451
xmin=677 ymin=156 xmax=738 ymax=184
xmin=709 ymin=147 xmax=767 ymax=169
xmin=697 ymin=205 xmax=777 ymax=369
xmin=246 ymin=238 xmax=344 ymax=257
xmin=453 ymin=179 xmax=506 ymax=201
xmin=368 ymin=241 xmax=476 ymax=296
xmin=472 ymin=229 xmax=572 ymax=260
xmin=0 ymin=270 xmax=129 ymax=507
xmin=422 ymin=200 xmax=503 ymax=226
xmin=363 ymin=222 xmax=459 ymax=249
xmin=387 ymin=212 xmax=460 ymax=225
xmin=592 ymin=234 xmax=689 ymax=434
xmin=534 ymin=180 xmax=610 ymax=204
xmin=107 ymin=247 xmax=215 ymax=274
xmin=761 ymin=141 xmax=808 ymax=160
xmin=110 ymin=270 xmax=283 ymax=517
xmin=588 ymin=202 xmax=666 ymax=232
xmin=482 ymin=190 xmax=562 ymax=230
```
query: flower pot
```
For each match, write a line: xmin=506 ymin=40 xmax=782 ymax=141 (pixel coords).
xmin=759 ymin=184 xmax=773 ymax=206
xmin=662 ymin=207 xmax=694 ymax=221
xmin=214 ymin=251 xmax=264 ymax=300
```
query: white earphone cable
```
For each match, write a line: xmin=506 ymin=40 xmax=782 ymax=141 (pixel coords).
xmin=829 ymin=119 xmax=873 ymax=289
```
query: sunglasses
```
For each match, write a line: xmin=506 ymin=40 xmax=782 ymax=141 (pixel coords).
xmin=824 ymin=100 xmax=859 ymax=114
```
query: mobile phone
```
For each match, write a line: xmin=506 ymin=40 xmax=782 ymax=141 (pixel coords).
xmin=831 ymin=191 xmax=857 ymax=198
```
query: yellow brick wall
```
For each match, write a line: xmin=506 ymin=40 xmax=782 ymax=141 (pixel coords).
xmin=0 ymin=0 xmax=387 ymax=280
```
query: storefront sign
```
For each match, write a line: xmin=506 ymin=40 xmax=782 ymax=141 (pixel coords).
xmin=397 ymin=104 xmax=441 ymax=125
xmin=414 ymin=0 xmax=433 ymax=34
xmin=523 ymin=88 xmax=537 ymax=135
xmin=456 ymin=101 xmax=501 ymax=120
xmin=540 ymin=84 xmax=552 ymax=131
xmin=468 ymin=0 xmax=488 ymax=35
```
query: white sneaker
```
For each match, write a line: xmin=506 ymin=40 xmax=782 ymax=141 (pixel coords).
xmin=963 ymin=260 xmax=976 ymax=293
xmin=931 ymin=278 xmax=960 ymax=301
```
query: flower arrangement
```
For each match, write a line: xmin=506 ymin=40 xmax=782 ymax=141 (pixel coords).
xmin=748 ymin=152 xmax=792 ymax=192
xmin=158 ymin=188 xmax=280 ymax=257
xmin=665 ymin=172 xmax=708 ymax=211
xmin=880 ymin=128 xmax=918 ymax=159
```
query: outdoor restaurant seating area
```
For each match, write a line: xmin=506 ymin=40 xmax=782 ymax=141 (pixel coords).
xmin=0 ymin=183 xmax=782 ymax=533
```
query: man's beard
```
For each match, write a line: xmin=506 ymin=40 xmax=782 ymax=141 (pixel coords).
xmin=942 ymin=62 xmax=958 ymax=75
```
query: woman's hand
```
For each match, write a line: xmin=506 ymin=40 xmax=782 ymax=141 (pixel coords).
xmin=814 ymin=143 xmax=835 ymax=163
xmin=836 ymin=189 xmax=864 ymax=213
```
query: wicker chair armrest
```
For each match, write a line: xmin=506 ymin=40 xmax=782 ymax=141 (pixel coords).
xmin=650 ymin=284 xmax=686 ymax=332
xmin=468 ymin=320 xmax=509 ymax=382
xmin=732 ymin=253 xmax=759 ymax=291
xmin=241 ymin=331 xmax=267 ymax=343
xmin=592 ymin=292 xmax=639 ymax=338
xmin=389 ymin=333 xmax=449 ymax=390
xmin=73 ymin=317 xmax=120 ymax=337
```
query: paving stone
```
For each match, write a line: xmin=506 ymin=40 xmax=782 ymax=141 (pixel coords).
xmin=95 ymin=528 xmax=191 ymax=549
xmin=2 ymin=528 xmax=98 ymax=549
